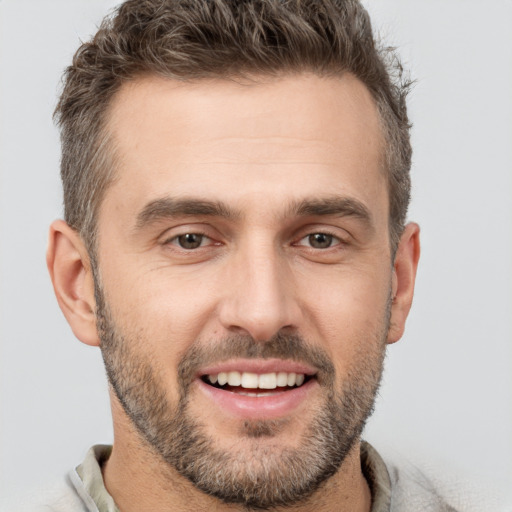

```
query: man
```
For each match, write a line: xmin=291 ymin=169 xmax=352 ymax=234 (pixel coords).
xmin=36 ymin=0 xmax=449 ymax=510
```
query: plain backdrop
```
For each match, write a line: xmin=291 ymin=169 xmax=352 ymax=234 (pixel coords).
xmin=1 ymin=0 xmax=511 ymax=506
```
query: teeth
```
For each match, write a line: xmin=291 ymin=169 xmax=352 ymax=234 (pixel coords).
xmin=238 ymin=391 xmax=282 ymax=397
xmin=258 ymin=373 xmax=277 ymax=389
xmin=241 ymin=372 xmax=259 ymax=388
xmin=276 ymin=372 xmax=288 ymax=387
xmin=227 ymin=371 xmax=241 ymax=386
xmin=206 ymin=371 xmax=307 ymax=390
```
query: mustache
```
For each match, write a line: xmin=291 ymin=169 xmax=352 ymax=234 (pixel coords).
xmin=177 ymin=332 xmax=335 ymax=392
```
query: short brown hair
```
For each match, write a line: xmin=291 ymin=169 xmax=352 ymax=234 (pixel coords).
xmin=55 ymin=0 xmax=412 ymax=258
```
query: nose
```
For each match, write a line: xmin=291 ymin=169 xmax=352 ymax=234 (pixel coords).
xmin=218 ymin=240 xmax=302 ymax=342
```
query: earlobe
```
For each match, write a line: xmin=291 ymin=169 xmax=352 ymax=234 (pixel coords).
xmin=46 ymin=220 xmax=100 ymax=347
xmin=387 ymin=222 xmax=420 ymax=344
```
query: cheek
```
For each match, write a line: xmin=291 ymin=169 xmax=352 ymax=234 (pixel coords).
xmin=99 ymin=261 xmax=220 ymax=363
xmin=297 ymin=264 xmax=391 ymax=368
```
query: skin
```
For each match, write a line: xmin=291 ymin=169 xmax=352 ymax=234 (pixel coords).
xmin=47 ymin=73 xmax=420 ymax=512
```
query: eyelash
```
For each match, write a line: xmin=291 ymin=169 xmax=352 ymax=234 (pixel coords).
xmin=163 ymin=230 xmax=345 ymax=252
xmin=295 ymin=231 xmax=343 ymax=250
xmin=164 ymin=232 xmax=214 ymax=250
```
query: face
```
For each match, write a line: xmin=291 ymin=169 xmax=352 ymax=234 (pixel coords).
xmin=95 ymin=73 xmax=393 ymax=508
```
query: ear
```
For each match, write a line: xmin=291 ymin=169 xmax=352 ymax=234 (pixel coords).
xmin=387 ymin=222 xmax=420 ymax=344
xmin=46 ymin=220 xmax=100 ymax=346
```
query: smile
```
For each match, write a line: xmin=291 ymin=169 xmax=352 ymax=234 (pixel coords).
xmin=202 ymin=371 xmax=309 ymax=396
xmin=196 ymin=360 xmax=318 ymax=419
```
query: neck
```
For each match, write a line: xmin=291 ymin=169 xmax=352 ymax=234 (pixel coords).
xmin=103 ymin=400 xmax=371 ymax=512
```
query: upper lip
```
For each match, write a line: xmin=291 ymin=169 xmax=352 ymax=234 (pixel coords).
xmin=197 ymin=358 xmax=318 ymax=378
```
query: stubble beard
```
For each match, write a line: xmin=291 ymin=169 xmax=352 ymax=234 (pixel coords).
xmin=95 ymin=282 xmax=388 ymax=510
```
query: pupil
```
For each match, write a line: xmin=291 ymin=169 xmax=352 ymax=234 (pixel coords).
xmin=178 ymin=233 xmax=202 ymax=249
xmin=309 ymin=233 xmax=332 ymax=249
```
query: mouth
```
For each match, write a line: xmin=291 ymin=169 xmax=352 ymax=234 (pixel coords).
xmin=201 ymin=371 xmax=312 ymax=396
xmin=196 ymin=360 xmax=318 ymax=419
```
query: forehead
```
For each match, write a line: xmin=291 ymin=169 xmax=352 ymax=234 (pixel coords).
xmin=102 ymin=73 xmax=387 ymax=226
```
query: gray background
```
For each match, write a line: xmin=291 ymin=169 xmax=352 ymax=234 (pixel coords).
xmin=1 ymin=0 xmax=511 ymax=504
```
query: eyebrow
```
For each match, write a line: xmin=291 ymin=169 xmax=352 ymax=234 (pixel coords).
xmin=291 ymin=196 xmax=373 ymax=225
xmin=135 ymin=195 xmax=373 ymax=230
xmin=135 ymin=197 xmax=240 ymax=229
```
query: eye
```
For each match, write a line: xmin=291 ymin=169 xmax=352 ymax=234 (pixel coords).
xmin=172 ymin=233 xmax=209 ymax=250
xmin=298 ymin=233 xmax=340 ymax=249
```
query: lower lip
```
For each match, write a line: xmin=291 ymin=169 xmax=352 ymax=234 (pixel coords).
xmin=197 ymin=378 xmax=318 ymax=420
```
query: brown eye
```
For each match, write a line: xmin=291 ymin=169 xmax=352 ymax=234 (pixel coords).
xmin=177 ymin=233 xmax=204 ymax=249
xmin=307 ymin=233 xmax=334 ymax=249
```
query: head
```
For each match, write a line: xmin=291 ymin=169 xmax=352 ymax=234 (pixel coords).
xmin=55 ymin=0 xmax=412 ymax=261
xmin=48 ymin=1 xmax=419 ymax=509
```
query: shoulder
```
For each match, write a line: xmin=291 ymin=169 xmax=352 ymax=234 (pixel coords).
xmin=1 ymin=445 xmax=116 ymax=512
xmin=0 ymin=473 xmax=89 ymax=512
xmin=382 ymin=450 xmax=512 ymax=512
xmin=385 ymin=459 xmax=458 ymax=512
